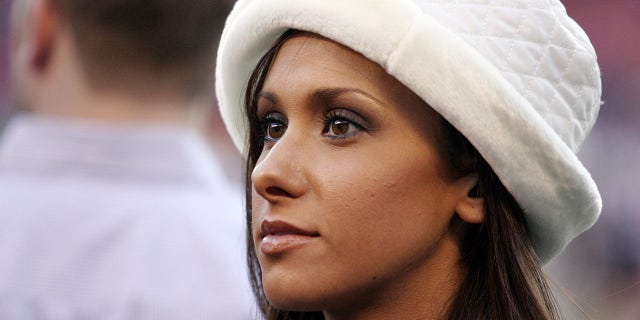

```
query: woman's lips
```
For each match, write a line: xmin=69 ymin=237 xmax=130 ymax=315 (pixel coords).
xmin=260 ymin=220 xmax=319 ymax=255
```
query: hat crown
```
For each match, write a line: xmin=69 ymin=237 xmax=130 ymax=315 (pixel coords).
xmin=415 ymin=0 xmax=601 ymax=152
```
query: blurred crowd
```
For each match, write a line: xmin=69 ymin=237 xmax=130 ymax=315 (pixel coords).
xmin=0 ymin=1 xmax=638 ymax=319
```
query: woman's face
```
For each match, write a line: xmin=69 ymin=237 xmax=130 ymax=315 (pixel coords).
xmin=251 ymin=33 xmax=476 ymax=316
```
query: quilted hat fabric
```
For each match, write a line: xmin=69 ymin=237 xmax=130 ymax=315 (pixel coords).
xmin=216 ymin=0 xmax=602 ymax=263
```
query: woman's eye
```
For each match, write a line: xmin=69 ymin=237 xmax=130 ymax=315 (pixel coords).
xmin=329 ymin=119 xmax=352 ymax=136
xmin=323 ymin=110 xmax=365 ymax=139
xmin=261 ymin=113 xmax=287 ymax=142
xmin=267 ymin=121 xmax=286 ymax=140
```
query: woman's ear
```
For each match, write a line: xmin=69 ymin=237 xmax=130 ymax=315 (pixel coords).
xmin=454 ymin=174 xmax=485 ymax=224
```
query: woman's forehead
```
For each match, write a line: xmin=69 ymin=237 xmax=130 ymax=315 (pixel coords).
xmin=269 ymin=33 xmax=429 ymax=110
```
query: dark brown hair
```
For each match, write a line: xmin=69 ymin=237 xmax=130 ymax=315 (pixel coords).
xmin=244 ymin=30 xmax=560 ymax=320
xmin=50 ymin=0 xmax=232 ymax=94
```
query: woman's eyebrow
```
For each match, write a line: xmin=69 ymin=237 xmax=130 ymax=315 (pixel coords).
xmin=312 ymin=88 xmax=385 ymax=106
xmin=260 ymin=88 xmax=384 ymax=106
xmin=258 ymin=91 xmax=278 ymax=104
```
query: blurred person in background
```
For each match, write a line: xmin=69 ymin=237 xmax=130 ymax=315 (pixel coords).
xmin=0 ymin=0 xmax=255 ymax=318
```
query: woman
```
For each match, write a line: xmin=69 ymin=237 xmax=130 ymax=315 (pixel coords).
xmin=216 ymin=1 xmax=602 ymax=319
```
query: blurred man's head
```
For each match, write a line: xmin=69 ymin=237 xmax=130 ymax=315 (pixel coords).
xmin=9 ymin=0 xmax=230 ymax=119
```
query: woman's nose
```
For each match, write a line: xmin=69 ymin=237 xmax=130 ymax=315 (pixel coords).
xmin=251 ymin=134 xmax=308 ymax=203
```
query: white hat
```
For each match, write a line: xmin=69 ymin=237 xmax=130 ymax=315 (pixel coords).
xmin=216 ymin=0 xmax=602 ymax=263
